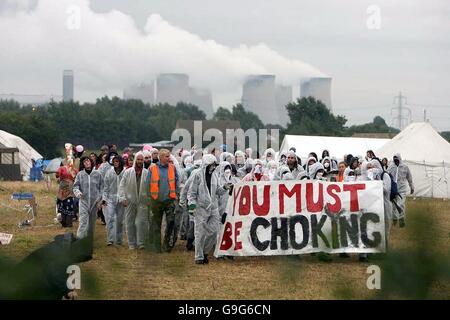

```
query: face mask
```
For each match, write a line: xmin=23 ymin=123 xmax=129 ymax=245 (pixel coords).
xmin=324 ymin=162 xmax=330 ymax=168
xmin=224 ymin=169 xmax=231 ymax=178
xmin=316 ymin=172 xmax=324 ymax=179
xmin=254 ymin=165 xmax=262 ymax=174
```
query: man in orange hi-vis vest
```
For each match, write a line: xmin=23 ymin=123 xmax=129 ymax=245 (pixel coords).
xmin=146 ymin=149 xmax=179 ymax=253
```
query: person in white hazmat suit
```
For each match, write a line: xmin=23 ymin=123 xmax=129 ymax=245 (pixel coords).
xmin=73 ymin=157 xmax=104 ymax=256
xmin=367 ymin=159 xmax=393 ymax=249
xmin=118 ymin=151 xmax=149 ymax=250
xmin=102 ymin=155 xmax=126 ymax=246
xmin=387 ymin=153 xmax=414 ymax=227
xmin=187 ymin=154 xmax=230 ymax=264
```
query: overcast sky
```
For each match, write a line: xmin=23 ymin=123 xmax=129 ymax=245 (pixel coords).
xmin=1 ymin=0 xmax=449 ymax=130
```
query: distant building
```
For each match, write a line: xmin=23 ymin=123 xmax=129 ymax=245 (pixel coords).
xmin=0 ymin=93 xmax=62 ymax=106
xmin=300 ymin=77 xmax=332 ymax=110
xmin=62 ymin=70 xmax=74 ymax=102
xmin=123 ymin=82 xmax=155 ymax=104
xmin=188 ymin=87 xmax=214 ymax=119
xmin=242 ymin=75 xmax=277 ymax=125
xmin=155 ymin=73 xmax=190 ymax=105
xmin=275 ymin=85 xmax=292 ymax=127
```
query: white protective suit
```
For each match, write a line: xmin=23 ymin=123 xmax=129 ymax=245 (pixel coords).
xmin=217 ymin=161 xmax=240 ymax=216
xmin=73 ymin=169 xmax=104 ymax=240
xmin=118 ymin=160 xmax=149 ymax=248
xmin=187 ymin=155 xmax=227 ymax=262
xmin=369 ymin=159 xmax=393 ymax=246
xmin=102 ymin=166 xmax=126 ymax=244
xmin=387 ymin=153 xmax=414 ymax=220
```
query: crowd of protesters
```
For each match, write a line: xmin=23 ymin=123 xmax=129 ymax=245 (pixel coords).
xmin=54 ymin=143 xmax=414 ymax=264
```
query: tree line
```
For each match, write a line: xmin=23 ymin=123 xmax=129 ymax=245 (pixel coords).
xmin=0 ymin=96 xmax=404 ymax=158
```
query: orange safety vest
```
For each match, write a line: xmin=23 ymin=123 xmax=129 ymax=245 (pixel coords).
xmin=149 ymin=164 xmax=177 ymax=200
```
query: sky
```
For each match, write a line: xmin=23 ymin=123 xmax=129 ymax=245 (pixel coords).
xmin=1 ymin=0 xmax=449 ymax=130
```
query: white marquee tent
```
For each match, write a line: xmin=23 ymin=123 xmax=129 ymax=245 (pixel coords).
xmin=0 ymin=129 xmax=42 ymax=179
xmin=376 ymin=122 xmax=450 ymax=199
xmin=279 ymin=134 xmax=390 ymax=163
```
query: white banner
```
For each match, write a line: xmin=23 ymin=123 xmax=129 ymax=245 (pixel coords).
xmin=214 ymin=180 xmax=386 ymax=257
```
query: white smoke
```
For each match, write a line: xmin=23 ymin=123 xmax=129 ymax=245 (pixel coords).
xmin=0 ymin=0 xmax=325 ymax=107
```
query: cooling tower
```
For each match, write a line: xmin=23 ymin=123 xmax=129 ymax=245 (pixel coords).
xmin=275 ymin=85 xmax=292 ymax=127
xmin=188 ymin=87 xmax=214 ymax=119
xmin=155 ymin=73 xmax=190 ymax=105
xmin=123 ymin=82 xmax=155 ymax=104
xmin=300 ymin=77 xmax=332 ymax=110
xmin=241 ymin=75 xmax=277 ymax=125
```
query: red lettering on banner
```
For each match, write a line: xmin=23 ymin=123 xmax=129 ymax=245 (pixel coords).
xmin=232 ymin=186 xmax=242 ymax=216
xmin=253 ymin=185 xmax=271 ymax=216
xmin=306 ymin=182 xmax=323 ymax=212
xmin=343 ymin=184 xmax=366 ymax=212
xmin=239 ymin=185 xmax=251 ymax=215
xmin=326 ymin=184 xmax=342 ymax=213
xmin=279 ymin=184 xmax=301 ymax=214
xmin=220 ymin=222 xmax=233 ymax=250
xmin=234 ymin=221 xmax=243 ymax=250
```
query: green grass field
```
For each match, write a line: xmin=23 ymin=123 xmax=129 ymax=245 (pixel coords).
xmin=1 ymin=181 xmax=449 ymax=299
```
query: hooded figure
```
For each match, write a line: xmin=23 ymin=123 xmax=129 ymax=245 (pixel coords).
xmin=262 ymin=148 xmax=276 ymax=165
xmin=238 ymin=158 xmax=255 ymax=178
xmin=304 ymin=156 xmax=318 ymax=177
xmin=118 ymin=151 xmax=149 ymax=249
xmin=321 ymin=156 xmax=333 ymax=174
xmin=217 ymin=161 xmax=240 ymax=219
xmin=73 ymin=157 xmax=104 ymax=256
xmin=243 ymin=159 xmax=270 ymax=182
xmin=278 ymin=151 xmax=287 ymax=166
xmin=234 ymin=150 xmax=246 ymax=171
xmin=266 ymin=160 xmax=279 ymax=180
xmin=343 ymin=167 xmax=356 ymax=182
xmin=187 ymin=154 xmax=228 ymax=264
xmin=102 ymin=155 xmax=126 ymax=246
xmin=369 ymin=159 xmax=393 ymax=240
xmin=309 ymin=162 xmax=326 ymax=180
xmin=178 ymin=164 xmax=201 ymax=250
xmin=387 ymin=153 xmax=414 ymax=226
xmin=275 ymin=150 xmax=306 ymax=180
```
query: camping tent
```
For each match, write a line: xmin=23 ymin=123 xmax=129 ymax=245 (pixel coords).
xmin=279 ymin=134 xmax=390 ymax=163
xmin=0 ymin=130 xmax=42 ymax=180
xmin=376 ymin=122 xmax=450 ymax=199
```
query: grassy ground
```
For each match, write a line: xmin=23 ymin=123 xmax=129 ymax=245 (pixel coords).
xmin=1 ymin=181 xmax=449 ymax=299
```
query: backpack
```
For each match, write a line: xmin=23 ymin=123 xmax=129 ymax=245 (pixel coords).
xmin=382 ymin=171 xmax=399 ymax=201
